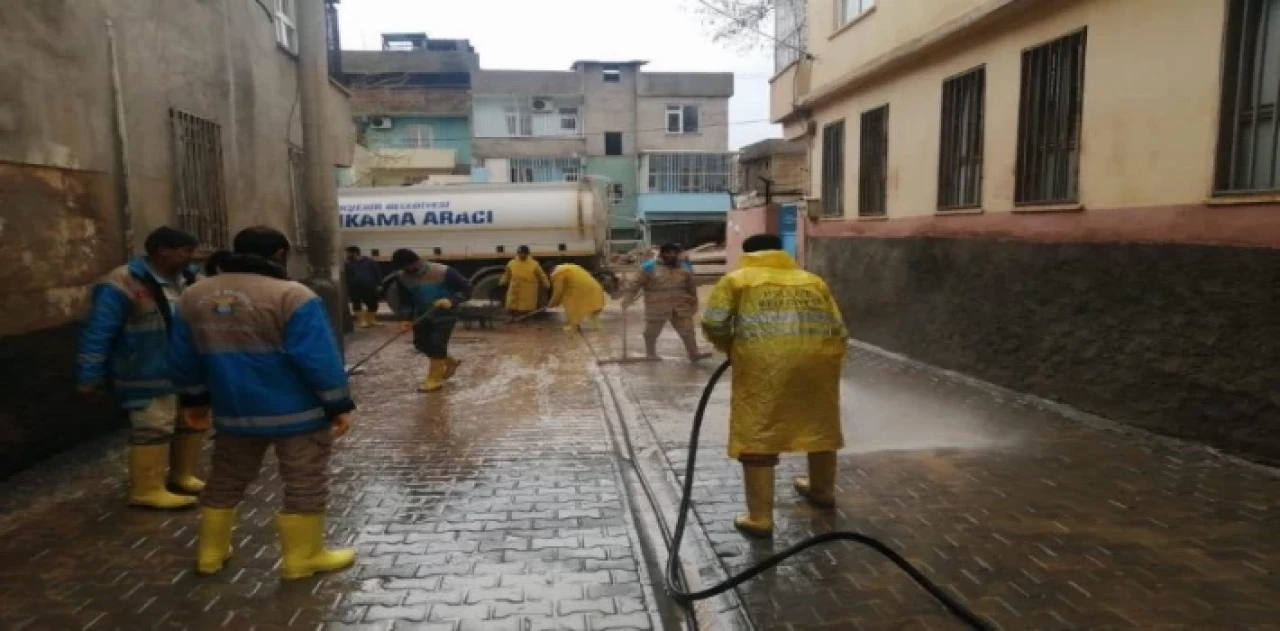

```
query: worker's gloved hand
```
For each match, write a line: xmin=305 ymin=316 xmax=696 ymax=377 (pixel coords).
xmin=182 ymin=406 xmax=212 ymax=431
xmin=433 ymin=298 xmax=453 ymax=310
xmin=331 ymin=413 xmax=353 ymax=438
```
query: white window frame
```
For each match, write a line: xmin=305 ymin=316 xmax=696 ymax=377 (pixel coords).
xmin=838 ymin=0 xmax=875 ymax=26
xmin=274 ymin=0 xmax=298 ymax=54
xmin=608 ymin=183 xmax=625 ymax=206
xmin=666 ymin=105 xmax=700 ymax=134
xmin=559 ymin=107 xmax=579 ymax=132
xmin=405 ymin=124 xmax=433 ymax=149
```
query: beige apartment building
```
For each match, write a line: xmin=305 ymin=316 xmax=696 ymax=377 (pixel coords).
xmin=771 ymin=0 xmax=1280 ymax=464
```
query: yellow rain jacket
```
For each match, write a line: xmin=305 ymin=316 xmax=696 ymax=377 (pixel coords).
xmin=548 ymin=264 xmax=607 ymax=327
xmin=499 ymin=257 xmax=550 ymax=312
xmin=701 ymin=250 xmax=848 ymax=458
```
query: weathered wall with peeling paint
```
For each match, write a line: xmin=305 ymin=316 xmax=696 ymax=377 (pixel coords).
xmin=0 ymin=0 xmax=353 ymax=478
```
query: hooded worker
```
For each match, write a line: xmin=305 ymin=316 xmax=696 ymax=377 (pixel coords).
xmin=547 ymin=263 xmax=606 ymax=332
xmin=76 ymin=226 xmax=203 ymax=510
xmin=701 ymin=234 xmax=848 ymax=538
xmin=381 ymin=249 xmax=473 ymax=392
xmin=621 ymin=243 xmax=710 ymax=361
xmin=169 ymin=226 xmax=357 ymax=579
xmin=499 ymin=245 xmax=550 ymax=318
xmin=345 ymin=246 xmax=384 ymax=329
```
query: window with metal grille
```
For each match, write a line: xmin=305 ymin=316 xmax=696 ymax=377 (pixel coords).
xmin=508 ymin=157 xmax=582 ymax=183
xmin=859 ymin=106 xmax=889 ymax=217
xmin=170 ymin=109 xmax=229 ymax=249
xmin=287 ymin=146 xmax=308 ymax=250
xmin=646 ymin=153 xmax=734 ymax=193
xmin=938 ymin=66 xmax=986 ymax=210
xmin=1215 ymin=0 xmax=1280 ymax=194
xmin=820 ymin=120 xmax=844 ymax=217
xmin=1015 ymin=30 xmax=1087 ymax=205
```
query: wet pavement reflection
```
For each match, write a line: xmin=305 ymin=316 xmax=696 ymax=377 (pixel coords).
xmin=0 ymin=318 xmax=662 ymax=630
xmin=606 ymin=292 xmax=1280 ymax=630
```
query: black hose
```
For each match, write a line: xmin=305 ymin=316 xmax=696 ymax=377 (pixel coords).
xmin=665 ymin=359 xmax=993 ymax=631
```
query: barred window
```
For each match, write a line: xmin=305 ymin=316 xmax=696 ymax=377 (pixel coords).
xmin=859 ymin=105 xmax=888 ymax=217
xmin=820 ymin=121 xmax=845 ymax=217
xmin=1015 ymin=29 xmax=1087 ymax=205
xmin=938 ymin=66 xmax=986 ymax=210
xmin=509 ymin=157 xmax=582 ymax=183
xmin=646 ymin=153 xmax=734 ymax=193
xmin=1215 ymin=0 xmax=1280 ymax=193
xmin=170 ymin=109 xmax=229 ymax=249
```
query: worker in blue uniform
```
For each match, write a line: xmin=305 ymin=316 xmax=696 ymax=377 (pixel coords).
xmin=382 ymin=249 xmax=473 ymax=392
xmin=170 ymin=226 xmax=357 ymax=579
xmin=77 ymin=226 xmax=203 ymax=510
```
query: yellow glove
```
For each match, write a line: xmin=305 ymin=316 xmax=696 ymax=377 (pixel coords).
xmin=182 ymin=407 xmax=212 ymax=431
xmin=433 ymin=298 xmax=453 ymax=310
xmin=331 ymin=413 xmax=353 ymax=438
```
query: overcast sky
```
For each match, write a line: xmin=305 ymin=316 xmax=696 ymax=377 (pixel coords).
xmin=336 ymin=0 xmax=779 ymax=149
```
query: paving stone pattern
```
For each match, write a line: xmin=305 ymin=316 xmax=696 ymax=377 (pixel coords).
xmin=613 ymin=318 xmax=1280 ymax=630
xmin=0 ymin=322 xmax=662 ymax=630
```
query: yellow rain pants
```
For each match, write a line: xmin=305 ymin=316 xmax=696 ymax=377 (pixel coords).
xmin=701 ymin=250 xmax=848 ymax=458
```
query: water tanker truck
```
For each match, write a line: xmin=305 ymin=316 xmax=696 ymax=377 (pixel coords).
xmin=338 ymin=179 xmax=618 ymax=307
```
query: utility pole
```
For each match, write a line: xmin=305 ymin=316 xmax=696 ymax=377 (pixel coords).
xmin=296 ymin=0 xmax=346 ymax=352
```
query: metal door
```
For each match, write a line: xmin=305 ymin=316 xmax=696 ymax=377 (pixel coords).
xmin=779 ymin=203 xmax=799 ymax=259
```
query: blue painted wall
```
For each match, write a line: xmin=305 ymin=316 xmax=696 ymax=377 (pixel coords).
xmin=364 ymin=116 xmax=471 ymax=166
xmin=637 ymin=193 xmax=732 ymax=215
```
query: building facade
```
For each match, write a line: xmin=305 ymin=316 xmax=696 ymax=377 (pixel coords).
xmin=735 ymin=138 xmax=808 ymax=207
xmin=342 ymin=33 xmax=478 ymax=187
xmin=471 ymin=61 xmax=736 ymax=250
xmin=770 ymin=0 xmax=1280 ymax=463
xmin=0 ymin=0 xmax=354 ymax=477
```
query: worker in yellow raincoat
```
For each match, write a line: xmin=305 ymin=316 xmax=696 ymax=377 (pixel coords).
xmin=548 ymin=263 xmax=606 ymax=332
xmin=499 ymin=245 xmax=550 ymax=319
xmin=701 ymin=234 xmax=848 ymax=538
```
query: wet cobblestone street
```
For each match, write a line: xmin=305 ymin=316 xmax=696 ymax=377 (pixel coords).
xmin=0 ymin=319 xmax=664 ymax=631
xmin=2 ymin=297 xmax=1278 ymax=630
xmin=607 ymin=304 xmax=1280 ymax=630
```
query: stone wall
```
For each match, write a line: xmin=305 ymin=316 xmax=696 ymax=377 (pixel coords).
xmin=808 ymin=236 xmax=1280 ymax=465
xmin=0 ymin=0 xmax=353 ymax=478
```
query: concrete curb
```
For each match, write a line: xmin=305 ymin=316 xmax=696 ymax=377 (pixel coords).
xmin=589 ymin=360 xmax=755 ymax=631
xmin=849 ymin=338 xmax=1280 ymax=478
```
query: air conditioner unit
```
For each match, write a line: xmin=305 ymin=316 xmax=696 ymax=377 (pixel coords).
xmin=369 ymin=117 xmax=393 ymax=129
xmin=530 ymin=98 xmax=555 ymax=113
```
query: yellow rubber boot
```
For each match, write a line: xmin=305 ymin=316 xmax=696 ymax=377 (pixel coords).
xmin=168 ymin=432 xmax=206 ymax=495
xmin=366 ymin=311 xmax=383 ymax=327
xmin=276 ymin=512 xmax=356 ymax=580
xmin=128 ymin=445 xmax=198 ymax=510
xmin=733 ymin=463 xmax=775 ymax=538
xmin=196 ymin=507 xmax=237 ymax=575
xmin=794 ymin=451 xmax=837 ymax=508
xmin=442 ymin=357 xmax=462 ymax=381
xmin=418 ymin=359 xmax=446 ymax=392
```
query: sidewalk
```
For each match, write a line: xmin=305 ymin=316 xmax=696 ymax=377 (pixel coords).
xmin=603 ymin=307 xmax=1280 ymax=629
xmin=0 ymin=322 xmax=664 ymax=630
